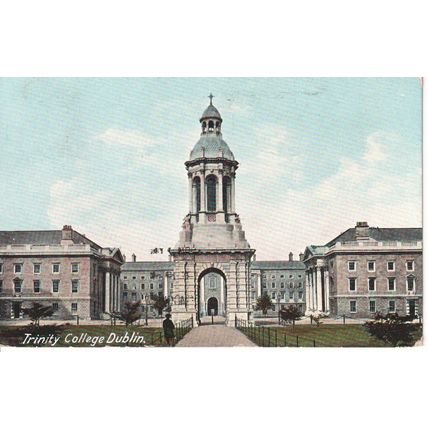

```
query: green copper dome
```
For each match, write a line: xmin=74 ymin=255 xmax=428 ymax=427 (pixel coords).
xmin=189 ymin=134 xmax=234 ymax=161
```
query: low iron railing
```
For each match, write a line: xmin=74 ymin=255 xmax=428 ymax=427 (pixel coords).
xmin=175 ymin=317 xmax=194 ymax=343
xmin=235 ymin=318 xmax=316 ymax=347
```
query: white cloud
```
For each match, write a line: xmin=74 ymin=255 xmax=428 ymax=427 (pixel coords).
xmin=96 ymin=128 xmax=156 ymax=149
xmin=48 ymin=128 xmax=421 ymax=263
xmin=238 ymin=131 xmax=421 ymax=260
xmin=363 ymin=131 xmax=387 ymax=164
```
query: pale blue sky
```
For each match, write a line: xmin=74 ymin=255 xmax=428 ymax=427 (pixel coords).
xmin=0 ymin=78 xmax=422 ymax=259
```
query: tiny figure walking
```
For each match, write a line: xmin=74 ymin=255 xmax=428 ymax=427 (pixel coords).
xmin=163 ymin=313 xmax=175 ymax=346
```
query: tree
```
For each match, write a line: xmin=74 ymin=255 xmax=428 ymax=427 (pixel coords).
xmin=151 ymin=294 xmax=169 ymax=316
xmin=364 ymin=312 xmax=419 ymax=347
xmin=256 ymin=293 xmax=274 ymax=315
xmin=111 ymin=301 xmax=142 ymax=326
xmin=22 ymin=302 xmax=55 ymax=328
xmin=280 ymin=304 xmax=302 ymax=326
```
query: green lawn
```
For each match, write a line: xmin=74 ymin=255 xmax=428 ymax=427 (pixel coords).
xmin=0 ymin=324 xmax=165 ymax=347
xmin=239 ymin=324 xmax=423 ymax=347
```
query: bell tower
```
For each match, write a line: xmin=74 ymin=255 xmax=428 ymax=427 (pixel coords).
xmin=169 ymin=95 xmax=255 ymax=326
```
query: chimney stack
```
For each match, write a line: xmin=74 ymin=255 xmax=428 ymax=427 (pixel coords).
xmin=132 ymin=253 xmax=136 ymax=263
xmin=299 ymin=252 xmax=304 ymax=261
xmin=355 ymin=221 xmax=369 ymax=240
xmin=289 ymin=252 xmax=293 ymax=261
xmin=61 ymin=225 xmax=73 ymax=243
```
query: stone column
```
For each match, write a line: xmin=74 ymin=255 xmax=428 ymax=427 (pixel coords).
xmin=311 ymin=269 xmax=316 ymax=310
xmin=316 ymin=267 xmax=323 ymax=312
xmin=324 ymin=270 xmax=330 ymax=312
xmin=305 ymin=271 xmax=310 ymax=313
xmin=256 ymin=272 xmax=262 ymax=297
xmin=163 ymin=274 xmax=168 ymax=299
xmin=218 ymin=172 xmax=224 ymax=212
xmin=200 ymin=172 xmax=206 ymax=212
xmin=231 ymin=174 xmax=236 ymax=213
xmin=200 ymin=276 xmax=205 ymax=316
xmin=105 ymin=271 xmax=110 ymax=313
xmin=116 ymin=275 xmax=120 ymax=311
xmin=188 ymin=174 xmax=193 ymax=213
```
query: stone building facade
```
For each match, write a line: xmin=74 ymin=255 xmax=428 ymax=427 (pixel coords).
xmin=0 ymin=226 xmax=123 ymax=320
xmin=119 ymin=253 xmax=307 ymax=318
xmin=303 ymin=222 xmax=423 ymax=319
xmin=251 ymin=254 xmax=306 ymax=315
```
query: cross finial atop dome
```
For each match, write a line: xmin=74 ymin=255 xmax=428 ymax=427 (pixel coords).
xmin=208 ymin=93 xmax=214 ymax=105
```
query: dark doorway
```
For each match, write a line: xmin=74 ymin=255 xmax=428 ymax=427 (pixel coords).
xmin=12 ymin=302 xmax=21 ymax=319
xmin=207 ymin=297 xmax=218 ymax=316
xmin=408 ymin=300 xmax=416 ymax=317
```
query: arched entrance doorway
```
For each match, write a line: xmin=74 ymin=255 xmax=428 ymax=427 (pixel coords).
xmin=207 ymin=297 xmax=218 ymax=315
xmin=197 ymin=268 xmax=227 ymax=323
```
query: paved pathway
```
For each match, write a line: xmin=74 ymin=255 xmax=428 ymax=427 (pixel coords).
xmin=176 ymin=325 xmax=257 ymax=347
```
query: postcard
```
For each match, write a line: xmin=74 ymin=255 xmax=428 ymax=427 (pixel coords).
xmin=0 ymin=78 xmax=422 ymax=347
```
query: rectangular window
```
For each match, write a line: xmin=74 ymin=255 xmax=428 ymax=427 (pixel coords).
xmin=33 ymin=280 xmax=41 ymax=293
xmin=367 ymin=261 xmax=375 ymax=272
xmin=0 ymin=280 xmax=3 ymax=292
xmin=150 ymin=283 xmax=154 ymax=290
xmin=33 ymin=263 xmax=41 ymax=274
xmin=350 ymin=300 xmax=357 ymax=313
xmin=271 ymin=282 xmax=276 ymax=288
xmin=271 ymin=292 xmax=276 ymax=299
xmin=52 ymin=302 xmax=58 ymax=311
xmin=348 ymin=261 xmax=356 ymax=272
xmin=159 ymin=283 xmax=163 ymax=289
xmin=71 ymin=280 xmax=79 ymax=293
xmin=387 ymin=261 xmax=395 ymax=272
xmin=388 ymin=300 xmax=396 ymax=313
xmin=123 ymin=291 xmax=128 ymax=299
xmin=14 ymin=280 xmax=22 ymax=293
xmin=52 ymin=263 xmax=60 ymax=273
xmin=289 ymin=292 xmax=294 ymax=301
xmin=14 ymin=264 xmax=23 ymax=274
xmin=131 ymin=292 xmax=137 ymax=301
xmin=406 ymin=260 xmax=414 ymax=271
xmin=262 ymin=284 xmax=267 ymax=289
xmin=298 ymin=291 xmax=303 ymax=299
xmin=141 ymin=284 xmax=145 ymax=290
xmin=368 ymin=278 xmax=376 ymax=291
xmin=388 ymin=277 xmax=396 ymax=291
xmin=52 ymin=280 xmax=60 ymax=293
xmin=0 ymin=263 xmax=3 ymax=273
xmin=348 ymin=278 xmax=357 ymax=291
xmin=124 ymin=283 xmax=128 ymax=290
xmin=71 ymin=303 xmax=78 ymax=312
xmin=280 ymin=282 xmax=285 ymax=288
xmin=406 ymin=277 xmax=415 ymax=292
xmin=369 ymin=300 xmax=376 ymax=313
xmin=71 ymin=263 xmax=79 ymax=273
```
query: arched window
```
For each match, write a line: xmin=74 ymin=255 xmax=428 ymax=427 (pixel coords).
xmin=216 ymin=121 xmax=220 ymax=128
xmin=193 ymin=177 xmax=201 ymax=212
xmin=208 ymin=120 xmax=214 ymax=131
xmin=223 ymin=176 xmax=231 ymax=214
xmin=202 ymin=121 xmax=207 ymax=133
xmin=206 ymin=175 xmax=217 ymax=212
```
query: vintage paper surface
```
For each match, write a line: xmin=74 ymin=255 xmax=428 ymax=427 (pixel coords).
xmin=0 ymin=78 xmax=422 ymax=347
